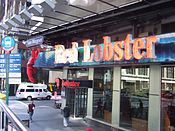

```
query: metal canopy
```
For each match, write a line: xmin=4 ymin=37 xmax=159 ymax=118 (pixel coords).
xmin=5 ymin=0 xmax=174 ymax=41
xmin=29 ymin=0 xmax=143 ymax=35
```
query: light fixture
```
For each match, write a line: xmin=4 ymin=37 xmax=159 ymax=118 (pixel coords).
xmin=31 ymin=16 xmax=44 ymax=22
xmin=19 ymin=9 xmax=32 ymax=20
xmin=29 ymin=22 xmax=43 ymax=34
xmin=5 ymin=19 xmax=17 ymax=28
xmin=11 ymin=14 xmax=24 ymax=25
xmin=28 ymin=4 xmax=43 ymax=16
xmin=39 ymin=0 xmax=55 ymax=10
xmin=67 ymin=0 xmax=96 ymax=6
xmin=0 ymin=23 xmax=9 ymax=30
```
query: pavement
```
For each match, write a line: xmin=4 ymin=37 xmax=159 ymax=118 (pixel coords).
xmin=8 ymin=97 xmax=107 ymax=131
xmin=29 ymin=107 xmax=102 ymax=131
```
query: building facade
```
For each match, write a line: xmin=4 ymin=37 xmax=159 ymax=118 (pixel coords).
xmin=1 ymin=0 xmax=175 ymax=131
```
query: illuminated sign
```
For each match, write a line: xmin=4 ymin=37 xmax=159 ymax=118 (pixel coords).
xmin=83 ymin=34 xmax=156 ymax=62
xmin=55 ymin=42 xmax=78 ymax=64
xmin=62 ymin=80 xmax=80 ymax=87
xmin=1 ymin=36 xmax=15 ymax=53
xmin=54 ymin=34 xmax=157 ymax=64
xmin=55 ymin=79 xmax=92 ymax=88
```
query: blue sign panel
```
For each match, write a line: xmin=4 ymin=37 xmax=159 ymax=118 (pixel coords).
xmin=26 ymin=36 xmax=44 ymax=47
xmin=0 ymin=54 xmax=6 ymax=77
xmin=34 ymin=51 xmax=55 ymax=68
xmin=0 ymin=54 xmax=21 ymax=78
xmin=9 ymin=54 xmax=21 ymax=77
xmin=1 ymin=36 xmax=15 ymax=52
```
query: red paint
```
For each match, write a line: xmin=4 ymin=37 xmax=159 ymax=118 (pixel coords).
xmin=55 ymin=79 xmax=81 ymax=87
xmin=27 ymin=48 xmax=40 ymax=83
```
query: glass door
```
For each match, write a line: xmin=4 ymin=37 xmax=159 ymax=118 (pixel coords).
xmin=65 ymin=87 xmax=88 ymax=117
xmin=65 ymin=87 xmax=75 ymax=116
xmin=75 ymin=87 xmax=88 ymax=117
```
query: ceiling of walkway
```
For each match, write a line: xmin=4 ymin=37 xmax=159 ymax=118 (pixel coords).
xmin=36 ymin=0 xmax=175 ymax=43
xmin=30 ymin=0 xmax=143 ymax=34
xmin=18 ymin=0 xmax=145 ymax=38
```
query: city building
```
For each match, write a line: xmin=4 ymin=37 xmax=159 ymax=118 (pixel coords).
xmin=1 ymin=0 xmax=175 ymax=131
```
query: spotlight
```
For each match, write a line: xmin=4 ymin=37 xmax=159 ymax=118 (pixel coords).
xmin=19 ymin=9 xmax=32 ymax=20
xmin=28 ymin=4 xmax=43 ymax=16
xmin=0 ymin=23 xmax=9 ymax=30
xmin=5 ymin=19 xmax=17 ymax=28
xmin=11 ymin=14 xmax=24 ymax=25
xmin=39 ymin=0 xmax=55 ymax=10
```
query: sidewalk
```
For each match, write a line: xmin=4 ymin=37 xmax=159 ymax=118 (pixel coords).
xmin=8 ymin=97 xmax=107 ymax=131
xmin=30 ymin=108 xmax=107 ymax=131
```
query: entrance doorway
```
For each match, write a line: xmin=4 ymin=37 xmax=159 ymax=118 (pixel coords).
xmin=65 ymin=87 xmax=88 ymax=118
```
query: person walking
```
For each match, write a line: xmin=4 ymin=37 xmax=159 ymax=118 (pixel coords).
xmin=63 ymin=104 xmax=70 ymax=127
xmin=28 ymin=100 xmax=35 ymax=122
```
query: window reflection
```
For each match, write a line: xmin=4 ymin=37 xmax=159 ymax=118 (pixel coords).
xmin=120 ymin=67 xmax=149 ymax=131
xmin=161 ymin=66 xmax=175 ymax=131
xmin=67 ymin=69 xmax=88 ymax=80
xmin=167 ymin=67 xmax=174 ymax=78
xmin=93 ymin=68 xmax=113 ymax=123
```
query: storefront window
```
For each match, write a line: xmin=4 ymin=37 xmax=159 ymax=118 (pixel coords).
xmin=120 ymin=67 xmax=149 ymax=131
xmin=161 ymin=66 xmax=175 ymax=131
xmin=93 ymin=67 xmax=113 ymax=123
xmin=18 ymin=49 xmax=27 ymax=60
xmin=138 ymin=68 xmax=148 ymax=76
xmin=162 ymin=68 xmax=165 ymax=78
xmin=167 ymin=67 xmax=174 ymax=78
xmin=126 ymin=68 xmax=136 ymax=74
xmin=67 ymin=68 xmax=88 ymax=80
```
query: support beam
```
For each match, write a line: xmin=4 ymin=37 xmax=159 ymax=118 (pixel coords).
xmin=54 ymin=10 xmax=82 ymax=19
xmin=44 ymin=15 xmax=70 ymax=23
xmin=148 ymin=64 xmax=161 ymax=131
xmin=69 ymin=4 xmax=98 ymax=15
xmin=97 ymin=0 xmax=120 ymax=8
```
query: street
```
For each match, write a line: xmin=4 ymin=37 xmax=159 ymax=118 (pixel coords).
xmin=8 ymin=97 xmax=106 ymax=131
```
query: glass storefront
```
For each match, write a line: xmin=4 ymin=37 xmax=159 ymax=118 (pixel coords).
xmin=161 ymin=66 xmax=175 ymax=131
xmin=67 ymin=68 xmax=88 ymax=80
xmin=120 ymin=67 xmax=149 ymax=131
xmin=93 ymin=67 xmax=113 ymax=123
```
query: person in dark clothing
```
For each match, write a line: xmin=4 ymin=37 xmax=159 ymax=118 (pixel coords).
xmin=95 ymin=98 xmax=103 ymax=118
xmin=63 ymin=105 xmax=70 ymax=127
xmin=138 ymin=99 xmax=143 ymax=118
xmin=168 ymin=99 xmax=175 ymax=130
xmin=28 ymin=100 xmax=35 ymax=122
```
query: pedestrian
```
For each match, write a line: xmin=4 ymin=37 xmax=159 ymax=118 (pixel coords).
xmin=95 ymin=98 xmax=103 ymax=118
xmin=138 ymin=99 xmax=143 ymax=118
xmin=63 ymin=104 xmax=70 ymax=127
xmin=28 ymin=100 xmax=35 ymax=122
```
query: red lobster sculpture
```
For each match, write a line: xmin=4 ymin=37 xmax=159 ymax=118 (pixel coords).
xmin=27 ymin=48 xmax=40 ymax=83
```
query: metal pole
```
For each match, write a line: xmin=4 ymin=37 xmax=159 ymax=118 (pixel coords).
xmin=5 ymin=53 xmax=9 ymax=131
xmin=5 ymin=54 xmax=9 ymax=105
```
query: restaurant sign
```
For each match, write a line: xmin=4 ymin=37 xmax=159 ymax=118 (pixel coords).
xmin=55 ymin=79 xmax=92 ymax=88
xmin=34 ymin=32 xmax=175 ymax=67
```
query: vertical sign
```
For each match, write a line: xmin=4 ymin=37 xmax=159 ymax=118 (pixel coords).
xmin=1 ymin=36 xmax=16 ymax=131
